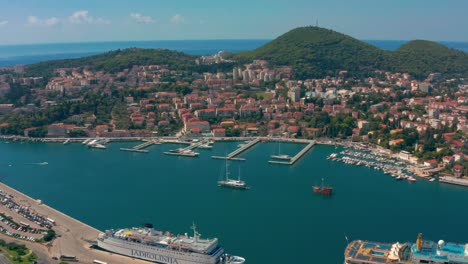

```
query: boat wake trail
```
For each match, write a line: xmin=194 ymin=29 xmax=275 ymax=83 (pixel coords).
xmin=31 ymin=162 xmax=48 ymax=166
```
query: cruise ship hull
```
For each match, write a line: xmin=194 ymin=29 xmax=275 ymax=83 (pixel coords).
xmin=97 ymin=237 xmax=224 ymax=264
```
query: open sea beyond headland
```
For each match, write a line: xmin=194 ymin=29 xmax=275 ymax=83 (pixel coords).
xmin=1 ymin=141 xmax=468 ymax=263
xmin=0 ymin=39 xmax=467 ymax=67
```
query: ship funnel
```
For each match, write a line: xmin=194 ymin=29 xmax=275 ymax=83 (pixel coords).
xmin=416 ymin=233 xmax=423 ymax=251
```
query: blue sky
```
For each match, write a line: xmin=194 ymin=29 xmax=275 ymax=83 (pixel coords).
xmin=0 ymin=0 xmax=467 ymax=44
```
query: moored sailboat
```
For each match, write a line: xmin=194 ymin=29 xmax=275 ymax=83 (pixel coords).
xmin=218 ymin=160 xmax=250 ymax=190
xmin=271 ymin=141 xmax=291 ymax=160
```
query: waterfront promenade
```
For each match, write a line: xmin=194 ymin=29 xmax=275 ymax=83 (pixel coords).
xmin=0 ymin=182 xmax=151 ymax=264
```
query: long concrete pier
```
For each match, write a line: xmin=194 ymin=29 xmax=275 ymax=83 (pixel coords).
xmin=163 ymin=140 xmax=208 ymax=157
xmin=0 ymin=182 xmax=151 ymax=264
xmin=439 ymin=176 xmax=468 ymax=187
xmin=269 ymin=140 xmax=316 ymax=165
xmin=180 ymin=139 xmax=209 ymax=151
xmin=120 ymin=139 xmax=161 ymax=153
xmin=212 ymin=138 xmax=261 ymax=161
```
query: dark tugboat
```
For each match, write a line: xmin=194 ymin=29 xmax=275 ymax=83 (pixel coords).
xmin=313 ymin=178 xmax=333 ymax=195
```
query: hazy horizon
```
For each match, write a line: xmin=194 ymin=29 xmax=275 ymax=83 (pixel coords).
xmin=2 ymin=37 xmax=468 ymax=48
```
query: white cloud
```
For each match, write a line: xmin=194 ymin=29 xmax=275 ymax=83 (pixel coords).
xmin=170 ymin=14 xmax=185 ymax=25
xmin=27 ymin=16 xmax=60 ymax=26
xmin=45 ymin=17 xmax=60 ymax=26
xmin=69 ymin=10 xmax=93 ymax=24
xmin=0 ymin=20 xmax=8 ymax=27
xmin=131 ymin=13 xmax=155 ymax=24
xmin=27 ymin=16 xmax=41 ymax=25
xmin=69 ymin=10 xmax=110 ymax=25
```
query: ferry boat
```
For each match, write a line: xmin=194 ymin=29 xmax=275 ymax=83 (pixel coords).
xmin=344 ymin=233 xmax=468 ymax=264
xmin=97 ymin=223 xmax=245 ymax=264
xmin=313 ymin=178 xmax=333 ymax=195
xmin=217 ymin=160 xmax=249 ymax=190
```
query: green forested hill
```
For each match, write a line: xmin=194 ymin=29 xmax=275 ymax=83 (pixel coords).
xmin=236 ymin=26 xmax=468 ymax=79
xmin=385 ymin=40 xmax=468 ymax=79
xmin=236 ymin=27 xmax=385 ymax=79
xmin=26 ymin=27 xmax=468 ymax=80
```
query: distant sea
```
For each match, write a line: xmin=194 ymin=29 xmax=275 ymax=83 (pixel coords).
xmin=0 ymin=39 xmax=467 ymax=67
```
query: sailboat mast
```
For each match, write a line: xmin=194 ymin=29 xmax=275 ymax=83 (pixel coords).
xmin=225 ymin=159 xmax=230 ymax=180
xmin=238 ymin=166 xmax=241 ymax=181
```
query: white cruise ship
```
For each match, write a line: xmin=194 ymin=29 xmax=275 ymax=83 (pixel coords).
xmin=97 ymin=224 xmax=245 ymax=264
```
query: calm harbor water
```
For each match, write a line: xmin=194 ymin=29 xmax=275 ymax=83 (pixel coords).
xmin=0 ymin=141 xmax=468 ymax=263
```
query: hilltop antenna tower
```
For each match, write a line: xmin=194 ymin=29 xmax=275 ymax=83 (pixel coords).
xmin=316 ymin=19 xmax=319 ymax=27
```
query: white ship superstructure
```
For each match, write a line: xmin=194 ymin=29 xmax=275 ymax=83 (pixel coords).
xmin=97 ymin=224 xmax=244 ymax=264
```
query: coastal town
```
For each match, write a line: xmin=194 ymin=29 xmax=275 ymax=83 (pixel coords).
xmin=0 ymin=50 xmax=467 ymax=184
xmin=1 ymin=0 xmax=467 ymax=261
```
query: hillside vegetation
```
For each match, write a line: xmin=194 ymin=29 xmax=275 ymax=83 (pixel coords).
xmin=236 ymin=27 xmax=385 ymax=79
xmin=26 ymin=48 xmax=210 ymax=79
xmin=385 ymin=40 xmax=468 ymax=79
xmin=236 ymin=27 xmax=468 ymax=79
xmin=26 ymin=27 xmax=468 ymax=80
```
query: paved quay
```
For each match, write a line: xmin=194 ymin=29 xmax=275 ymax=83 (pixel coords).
xmin=0 ymin=182 xmax=151 ymax=264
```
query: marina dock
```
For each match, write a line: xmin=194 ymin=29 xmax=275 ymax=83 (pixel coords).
xmin=163 ymin=139 xmax=209 ymax=157
xmin=212 ymin=138 xmax=261 ymax=161
xmin=439 ymin=176 xmax=468 ymax=187
xmin=0 ymin=182 xmax=150 ymax=264
xmin=268 ymin=140 xmax=315 ymax=165
xmin=120 ymin=139 xmax=161 ymax=153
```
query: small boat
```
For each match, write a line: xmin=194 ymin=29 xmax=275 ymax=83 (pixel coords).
xmin=164 ymin=150 xmax=199 ymax=157
xmin=178 ymin=150 xmax=199 ymax=157
xmin=271 ymin=154 xmax=291 ymax=160
xmin=407 ymin=177 xmax=416 ymax=182
xmin=313 ymin=178 xmax=333 ymax=195
xmin=167 ymin=148 xmax=183 ymax=153
xmin=89 ymin=143 xmax=106 ymax=149
xmin=223 ymin=255 xmax=246 ymax=264
xmin=429 ymin=178 xmax=436 ymax=182
xmin=63 ymin=139 xmax=70 ymax=145
xmin=395 ymin=176 xmax=403 ymax=180
xmin=198 ymin=144 xmax=213 ymax=149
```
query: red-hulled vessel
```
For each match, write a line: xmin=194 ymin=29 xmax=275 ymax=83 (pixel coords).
xmin=313 ymin=178 xmax=333 ymax=195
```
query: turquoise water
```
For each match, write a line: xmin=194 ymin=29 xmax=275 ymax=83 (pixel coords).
xmin=1 ymin=141 xmax=468 ymax=263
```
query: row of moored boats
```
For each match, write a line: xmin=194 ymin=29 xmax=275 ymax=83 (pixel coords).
xmin=327 ymin=150 xmax=436 ymax=182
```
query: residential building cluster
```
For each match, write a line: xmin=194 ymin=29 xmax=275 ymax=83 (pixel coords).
xmin=0 ymin=59 xmax=467 ymax=178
